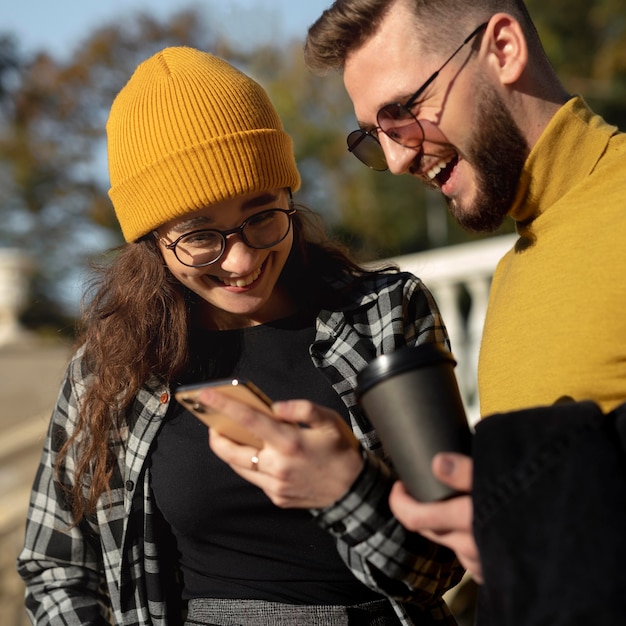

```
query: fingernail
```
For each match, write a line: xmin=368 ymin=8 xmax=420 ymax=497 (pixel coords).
xmin=437 ymin=454 xmax=456 ymax=477
xmin=199 ymin=389 xmax=216 ymax=404
xmin=272 ymin=400 xmax=289 ymax=415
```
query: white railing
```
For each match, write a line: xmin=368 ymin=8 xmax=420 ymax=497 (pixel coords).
xmin=383 ymin=234 xmax=517 ymax=424
xmin=0 ymin=237 xmax=517 ymax=418
xmin=0 ymin=249 xmax=32 ymax=348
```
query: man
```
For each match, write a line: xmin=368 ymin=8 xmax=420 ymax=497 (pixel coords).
xmin=305 ymin=1 xmax=626 ymax=623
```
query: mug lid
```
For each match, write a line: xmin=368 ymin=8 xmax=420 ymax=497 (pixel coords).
xmin=355 ymin=343 xmax=456 ymax=398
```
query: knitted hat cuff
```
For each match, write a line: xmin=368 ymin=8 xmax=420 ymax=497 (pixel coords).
xmin=109 ymin=128 xmax=300 ymax=242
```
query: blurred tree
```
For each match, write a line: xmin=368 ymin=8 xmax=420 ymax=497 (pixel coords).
xmin=0 ymin=35 xmax=19 ymax=104
xmin=527 ymin=0 xmax=626 ymax=126
xmin=0 ymin=10 xmax=218 ymax=333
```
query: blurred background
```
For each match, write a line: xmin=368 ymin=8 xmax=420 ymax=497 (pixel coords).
xmin=0 ymin=0 xmax=624 ymax=624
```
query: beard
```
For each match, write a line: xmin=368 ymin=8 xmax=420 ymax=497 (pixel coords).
xmin=447 ymin=79 xmax=529 ymax=233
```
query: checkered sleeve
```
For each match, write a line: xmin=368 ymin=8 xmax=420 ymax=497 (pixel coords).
xmin=311 ymin=451 xmax=463 ymax=620
xmin=311 ymin=272 xmax=464 ymax=623
xmin=16 ymin=356 xmax=113 ymax=625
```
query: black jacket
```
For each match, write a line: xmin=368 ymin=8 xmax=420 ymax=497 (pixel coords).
xmin=472 ymin=400 xmax=626 ymax=626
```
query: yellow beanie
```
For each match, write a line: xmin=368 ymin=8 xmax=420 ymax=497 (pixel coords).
xmin=107 ymin=47 xmax=301 ymax=242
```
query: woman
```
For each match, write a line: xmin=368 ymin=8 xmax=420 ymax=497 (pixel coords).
xmin=17 ymin=47 xmax=463 ymax=625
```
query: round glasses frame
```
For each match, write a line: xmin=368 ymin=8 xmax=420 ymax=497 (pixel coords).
xmin=347 ymin=22 xmax=488 ymax=171
xmin=156 ymin=207 xmax=296 ymax=268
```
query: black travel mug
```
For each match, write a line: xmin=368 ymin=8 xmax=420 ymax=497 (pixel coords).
xmin=356 ymin=343 xmax=472 ymax=501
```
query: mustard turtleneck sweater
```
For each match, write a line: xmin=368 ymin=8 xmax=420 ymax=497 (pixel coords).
xmin=478 ymin=96 xmax=626 ymax=417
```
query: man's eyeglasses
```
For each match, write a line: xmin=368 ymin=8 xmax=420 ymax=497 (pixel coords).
xmin=155 ymin=207 xmax=296 ymax=268
xmin=347 ymin=22 xmax=488 ymax=171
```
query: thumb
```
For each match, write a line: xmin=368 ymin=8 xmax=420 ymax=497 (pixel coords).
xmin=431 ymin=452 xmax=473 ymax=493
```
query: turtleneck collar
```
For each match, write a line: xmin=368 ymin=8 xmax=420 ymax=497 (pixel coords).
xmin=508 ymin=96 xmax=618 ymax=227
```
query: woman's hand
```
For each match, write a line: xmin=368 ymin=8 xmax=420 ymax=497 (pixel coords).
xmin=199 ymin=388 xmax=364 ymax=509
xmin=389 ymin=453 xmax=483 ymax=583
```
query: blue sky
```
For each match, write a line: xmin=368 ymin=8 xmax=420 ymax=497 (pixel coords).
xmin=1 ymin=0 xmax=332 ymax=58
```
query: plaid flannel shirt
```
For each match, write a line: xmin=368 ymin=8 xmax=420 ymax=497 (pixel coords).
xmin=17 ymin=271 xmax=464 ymax=625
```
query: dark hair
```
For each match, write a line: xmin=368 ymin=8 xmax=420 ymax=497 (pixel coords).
xmin=58 ymin=202 xmax=394 ymax=523
xmin=304 ymin=0 xmax=540 ymax=74
xmin=304 ymin=0 xmax=393 ymax=74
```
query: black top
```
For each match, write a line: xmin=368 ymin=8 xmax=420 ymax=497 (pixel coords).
xmin=150 ymin=312 xmax=380 ymax=604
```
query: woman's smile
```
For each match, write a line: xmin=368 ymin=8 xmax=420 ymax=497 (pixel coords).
xmin=209 ymin=263 xmax=263 ymax=289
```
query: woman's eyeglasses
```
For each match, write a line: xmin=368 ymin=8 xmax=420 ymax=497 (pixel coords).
xmin=347 ymin=22 xmax=488 ymax=171
xmin=156 ymin=208 xmax=296 ymax=268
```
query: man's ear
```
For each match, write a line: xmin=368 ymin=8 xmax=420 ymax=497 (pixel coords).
xmin=482 ymin=13 xmax=528 ymax=86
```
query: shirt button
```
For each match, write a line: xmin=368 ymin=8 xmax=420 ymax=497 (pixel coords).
xmin=159 ymin=392 xmax=169 ymax=404
xmin=125 ymin=480 xmax=134 ymax=491
xmin=330 ymin=521 xmax=346 ymax=534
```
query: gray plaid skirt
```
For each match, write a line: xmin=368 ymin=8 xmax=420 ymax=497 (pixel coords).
xmin=185 ymin=597 xmax=400 ymax=625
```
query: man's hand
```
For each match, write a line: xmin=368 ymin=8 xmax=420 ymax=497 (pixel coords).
xmin=389 ymin=453 xmax=483 ymax=583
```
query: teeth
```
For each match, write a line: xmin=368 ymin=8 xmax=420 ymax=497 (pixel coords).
xmin=427 ymin=167 xmax=441 ymax=180
xmin=426 ymin=159 xmax=450 ymax=180
xmin=222 ymin=266 xmax=261 ymax=287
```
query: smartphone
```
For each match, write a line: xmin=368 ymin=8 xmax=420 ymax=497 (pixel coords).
xmin=174 ymin=378 xmax=272 ymax=448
